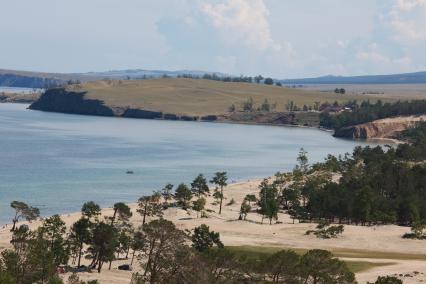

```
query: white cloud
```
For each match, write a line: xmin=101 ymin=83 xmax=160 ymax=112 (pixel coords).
xmin=357 ymin=51 xmax=390 ymax=63
xmin=337 ymin=40 xmax=349 ymax=49
xmin=200 ymin=0 xmax=284 ymax=51
xmin=394 ymin=0 xmax=426 ymax=11
xmin=391 ymin=19 xmax=426 ymax=40
xmin=356 ymin=43 xmax=414 ymax=73
xmin=389 ymin=0 xmax=426 ymax=41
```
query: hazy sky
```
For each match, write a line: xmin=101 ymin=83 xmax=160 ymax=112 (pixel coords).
xmin=1 ymin=0 xmax=426 ymax=77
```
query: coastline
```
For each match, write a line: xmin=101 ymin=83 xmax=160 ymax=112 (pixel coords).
xmin=2 ymin=101 xmax=409 ymax=143
xmin=26 ymin=103 xmax=408 ymax=143
xmin=1 ymin=178 xmax=425 ymax=283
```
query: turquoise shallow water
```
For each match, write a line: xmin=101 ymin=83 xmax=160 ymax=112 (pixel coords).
xmin=0 ymin=103 xmax=380 ymax=224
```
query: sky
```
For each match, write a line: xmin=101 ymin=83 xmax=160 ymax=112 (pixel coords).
xmin=1 ymin=0 xmax=426 ymax=78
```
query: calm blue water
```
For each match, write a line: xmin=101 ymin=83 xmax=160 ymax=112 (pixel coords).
xmin=0 ymin=104 xmax=381 ymax=224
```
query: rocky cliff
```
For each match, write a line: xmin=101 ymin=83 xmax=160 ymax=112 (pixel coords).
xmin=29 ymin=88 xmax=114 ymax=116
xmin=224 ymin=112 xmax=297 ymax=125
xmin=29 ymin=88 xmax=212 ymax=122
xmin=334 ymin=115 xmax=426 ymax=139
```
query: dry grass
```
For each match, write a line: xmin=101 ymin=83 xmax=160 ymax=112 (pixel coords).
xmin=69 ymin=78 xmax=391 ymax=116
xmin=299 ymin=84 xmax=426 ymax=100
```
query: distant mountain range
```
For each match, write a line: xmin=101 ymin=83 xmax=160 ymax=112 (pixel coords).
xmin=280 ymin=71 xmax=426 ymax=85
xmin=1 ymin=68 xmax=426 ymax=89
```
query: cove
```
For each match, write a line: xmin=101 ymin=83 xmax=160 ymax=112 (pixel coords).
xmin=0 ymin=103 xmax=381 ymax=223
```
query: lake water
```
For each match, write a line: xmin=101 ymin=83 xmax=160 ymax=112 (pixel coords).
xmin=0 ymin=104 xmax=381 ymax=224
xmin=0 ymin=86 xmax=43 ymax=94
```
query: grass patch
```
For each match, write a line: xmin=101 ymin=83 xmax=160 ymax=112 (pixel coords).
xmin=228 ymin=245 xmax=306 ymax=259
xmin=228 ymin=245 xmax=426 ymax=261
xmin=329 ymin=248 xmax=426 ymax=261
xmin=227 ymin=246 xmax=408 ymax=273
xmin=345 ymin=261 xmax=395 ymax=273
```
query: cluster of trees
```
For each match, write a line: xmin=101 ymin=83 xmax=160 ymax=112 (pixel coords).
xmin=50 ymin=73 xmax=284 ymax=89
xmin=0 ymin=209 xmax=101 ymax=283
xmin=141 ymin=172 xmax=229 ymax=216
xmin=130 ymin=219 xmax=356 ymax=283
xmin=400 ymin=120 xmax=426 ymax=143
xmin=231 ymin=98 xmax=277 ymax=113
xmin=1 ymin=171 xmax=232 ymax=280
xmin=242 ymin=123 xmax=426 ymax=228
xmin=10 ymin=201 xmax=40 ymax=231
xmin=229 ymin=98 xmax=318 ymax=113
xmin=320 ymin=99 xmax=426 ymax=130
xmin=334 ymin=88 xmax=346 ymax=94
xmin=0 ymin=171 xmax=231 ymax=282
xmin=235 ymin=121 xmax=426 ymax=229
xmin=285 ymin=100 xmax=316 ymax=112
xmin=1 ymin=202 xmax=358 ymax=284
xmin=396 ymin=121 xmax=426 ymax=160
xmin=236 ymin=149 xmax=311 ymax=225
xmin=176 ymin=73 xmax=280 ymax=86
xmin=403 ymin=221 xmax=426 ymax=239
xmin=305 ymin=221 xmax=344 ymax=239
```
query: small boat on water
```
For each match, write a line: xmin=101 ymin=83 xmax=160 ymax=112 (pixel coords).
xmin=126 ymin=170 xmax=134 ymax=174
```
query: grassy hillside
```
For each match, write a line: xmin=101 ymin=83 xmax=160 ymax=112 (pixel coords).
xmin=68 ymin=78 xmax=388 ymax=116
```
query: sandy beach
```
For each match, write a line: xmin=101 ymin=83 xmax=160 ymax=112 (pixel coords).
xmin=1 ymin=179 xmax=425 ymax=283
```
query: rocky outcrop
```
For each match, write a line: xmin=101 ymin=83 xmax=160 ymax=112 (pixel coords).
xmin=122 ymin=108 xmax=163 ymax=119
xmin=29 ymin=88 xmax=114 ymax=116
xmin=201 ymin=115 xmax=218 ymax=121
xmin=334 ymin=115 xmax=426 ymax=139
xmin=180 ymin=115 xmax=198 ymax=121
xmin=164 ymin=113 xmax=178 ymax=120
xmin=29 ymin=88 xmax=205 ymax=122
xmin=225 ymin=112 xmax=297 ymax=125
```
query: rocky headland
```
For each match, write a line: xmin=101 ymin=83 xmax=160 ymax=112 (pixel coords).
xmin=334 ymin=115 xmax=426 ymax=139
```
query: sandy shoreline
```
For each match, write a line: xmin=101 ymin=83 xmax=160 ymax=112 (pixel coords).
xmin=1 ymin=178 xmax=425 ymax=283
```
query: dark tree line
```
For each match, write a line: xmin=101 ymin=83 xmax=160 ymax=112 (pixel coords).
xmin=175 ymin=73 xmax=278 ymax=86
xmin=286 ymin=124 xmax=426 ymax=227
xmin=239 ymin=123 xmax=425 ymax=229
xmin=129 ymin=219 xmax=355 ymax=284
xmin=320 ymin=99 xmax=426 ymax=130
xmin=1 ymin=203 xmax=358 ymax=284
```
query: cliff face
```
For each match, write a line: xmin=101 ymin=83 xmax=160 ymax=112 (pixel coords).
xmin=334 ymin=115 xmax=426 ymax=139
xmin=29 ymin=88 xmax=114 ymax=116
xmin=122 ymin=108 xmax=163 ymax=119
xmin=225 ymin=112 xmax=297 ymax=125
xmin=29 ymin=88 xmax=214 ymax=122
